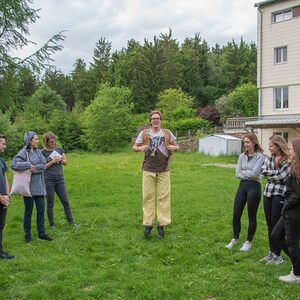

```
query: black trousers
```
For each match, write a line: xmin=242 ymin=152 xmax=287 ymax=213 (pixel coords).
xmin=232 ymin=180 xmax=261 ymax=241
xmin=45 ymin=177 xmax=74 ymax=226
xmin=263 ymin=195 xmax=284 ymax=256
xmin=272 ymin=212 xmax=300 ymax=276
xmin=0 ymin=204 xmax=7 ymax=252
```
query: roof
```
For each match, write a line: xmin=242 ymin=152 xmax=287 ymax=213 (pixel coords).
xmin=200 ymin=134 xmax=242 ymax=141
xmin=246 ymin=118 xmax=300 ymax=128
xmin=254 ymin=0 xmax=286 ymax=8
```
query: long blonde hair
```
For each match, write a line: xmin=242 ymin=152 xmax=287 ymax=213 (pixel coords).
xmin=269 ymin=135 xmax=290 ymax=165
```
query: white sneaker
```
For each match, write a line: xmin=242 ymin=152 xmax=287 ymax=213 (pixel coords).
xmin=239 ymin=240 xmax=251 ymax=251
xmin=279 ymin=272 xmax=300 ymax=283
xmin=267 ymin=255 xmax=283 ymax=265
xmin=225 ymin=238 xmax=238 ymax=249
xmin=260 ymin=252 xmax=274 ymax=263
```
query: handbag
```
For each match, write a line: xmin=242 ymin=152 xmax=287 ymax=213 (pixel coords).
xmin=10 ymin=151 xmax=32 ymax=197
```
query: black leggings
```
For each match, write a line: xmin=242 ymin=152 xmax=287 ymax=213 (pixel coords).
xmin=232 ymin=180 xmax=261 ymax=241
xmin=45 ymin=177 xmax=74 ymax=226
xmin=0 ymin=205 xmax=7 ymax=252
xmin=263 ymin=195 xmax=284 ymax=255
xmin=272 ymin=212 xmax=300 ymax=275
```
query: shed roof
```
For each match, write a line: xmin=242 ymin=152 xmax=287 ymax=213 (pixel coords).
xmin=201 ymin=134 xmax=242 ymax=141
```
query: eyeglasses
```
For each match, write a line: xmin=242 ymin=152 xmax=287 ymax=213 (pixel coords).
xmin=150 ymin=117 xmax=161 ymax=121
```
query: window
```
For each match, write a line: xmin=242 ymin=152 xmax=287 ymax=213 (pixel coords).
xmin=273 ymin=9 xmax=293 ymax=23
xmin=273 ymin=132 xmax=289 ymax=143
xmin=275 ymin=47 xmax=287 ymax=63
xmin=274 ymin=87 xmax=288 ymax=109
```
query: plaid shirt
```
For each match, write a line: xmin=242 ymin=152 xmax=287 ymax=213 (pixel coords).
xmin=261 ymin=155 xmax=291 ymax=197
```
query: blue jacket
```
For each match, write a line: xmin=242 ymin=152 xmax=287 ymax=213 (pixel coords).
xmin=11 ymin=132 xmax=46 ymax=196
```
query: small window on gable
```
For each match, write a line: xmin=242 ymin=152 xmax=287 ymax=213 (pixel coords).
xmin=275 ymin=47 xmax=287 ymax=63
xmin=273 ymin=9 xmax=293 ymax=23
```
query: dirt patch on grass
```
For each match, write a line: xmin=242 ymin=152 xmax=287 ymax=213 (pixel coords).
xmin=201 ymin=163 xmax=236 ymax=169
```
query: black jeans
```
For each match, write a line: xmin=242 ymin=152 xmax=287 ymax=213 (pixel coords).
xmin=263 ymin=195 xmax=284 ymax=256
xmin=233 ymin=180 xmax=261 ymax=241
xmin=45 ymin=177 xmax=73 ymax=226
xmin=23 ymin=196 xmax=45 ymax=237
xmin=272 ymin=212 xmax=300 ymax=275
xmin=0 ymin=204 xmax=7 ymax=252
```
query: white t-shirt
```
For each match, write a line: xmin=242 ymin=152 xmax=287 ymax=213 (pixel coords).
xmin=135 ymin=128 xmax=176 ymax=157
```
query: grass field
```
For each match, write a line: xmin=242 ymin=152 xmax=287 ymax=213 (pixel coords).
xmin=1 ymin=150 xmax=300 ymax=299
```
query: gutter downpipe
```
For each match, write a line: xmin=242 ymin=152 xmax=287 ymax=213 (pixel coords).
xmin=257 ymin=5 xmax=263 ymax=144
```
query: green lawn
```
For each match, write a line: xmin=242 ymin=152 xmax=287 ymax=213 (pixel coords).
xmin=1 ymin=150 xmax=300 ymax=299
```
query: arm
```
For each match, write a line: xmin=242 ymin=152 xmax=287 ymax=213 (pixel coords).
xmin=132 ymin=131 xmax=148 ymax=152
xmin=282 ymin=177 xmax=300 ymax=212
xmin=61 ymin=153 xmax=67 ymax=166
xmin=235 ymin=155 xmax=246 ymax=180
xmin=133 ymin=143 xmax=148 ymax=152
xmin=10 ymin=150 xmax=31 ymax=171
xmin=241 ymin=154 xmax=265 ymax=179
xmin=263 ymin=162 xmax=290 ymax=182
xmin=32 ymin=153 xmax=46 ymax=173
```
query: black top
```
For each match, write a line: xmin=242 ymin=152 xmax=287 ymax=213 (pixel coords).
xmin=41 ymin=148 xmax=65 ymax=179
xmin=282 ymin=174 xmax=300 ymax=214
xmin=0 ymin=157 xmax=7 ymax=195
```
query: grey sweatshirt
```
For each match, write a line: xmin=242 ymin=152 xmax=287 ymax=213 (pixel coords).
xmin=10 ymin=131 xmax=46 ymax=196
xmin=236 ymin=152 xmax=265 ymax=182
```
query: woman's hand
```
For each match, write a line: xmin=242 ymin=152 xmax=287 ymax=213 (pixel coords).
xmin=52 ymin=156 xmax=62 ymax=163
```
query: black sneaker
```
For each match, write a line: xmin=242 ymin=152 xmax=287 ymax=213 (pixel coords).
xmin=157 ymin=226 xmax=165 ymax=238
xmin=38 ymin=234 xmax=53 ymax=242
xmin=50 ymin=223 xmax=56 ymax=229
xmin=0 ymin=251 xmax=15 ymax=259
xmin=144 ymin=226 xmax=153 ymax=238
xmin=25 ymin=235 xmax=32 ymax=243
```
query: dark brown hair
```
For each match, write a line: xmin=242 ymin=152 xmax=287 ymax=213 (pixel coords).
xmin=243 ymin=133 xmax=263 ymax=154
xmin=269 ymin=135 xmax=290 ymax=164
xmin=43 ymin=131 xmax=57 ymax=147
xmin=291 ymin=139 xmax=300 ymax=182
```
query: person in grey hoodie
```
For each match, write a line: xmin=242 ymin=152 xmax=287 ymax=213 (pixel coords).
xmin=226 ymin=133 xmax=265 ymax=251
xmin=11 ymin=132 xmax=53 ymax=243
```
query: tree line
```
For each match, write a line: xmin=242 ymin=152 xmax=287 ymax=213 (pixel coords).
xmin=0 ymin=1 xmax=258 ymax=156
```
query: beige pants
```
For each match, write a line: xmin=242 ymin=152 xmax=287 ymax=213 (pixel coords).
xmin=142 ymin=170 xmax=171 ymax=226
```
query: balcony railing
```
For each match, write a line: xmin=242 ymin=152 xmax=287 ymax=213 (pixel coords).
xmin=225 ymin=117 xmax=259 ymax=130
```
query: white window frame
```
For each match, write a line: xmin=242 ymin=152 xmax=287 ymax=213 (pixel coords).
xmin=274 ymin=87 xmax=289 ymax=110
xmin=272 ymin=9 xmax=293 ymax=23
xmin=273 ymin=132 xmax=289 ymax=143
xmin=274 ymin=46 xmax=287 ymax=64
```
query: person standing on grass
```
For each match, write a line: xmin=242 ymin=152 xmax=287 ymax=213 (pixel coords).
xmin=41 ymin=132 xmax=79 ymax=229
xmin=226 ymin=133 xmax=265 ymax=251
xmin=11 ymin=132 xmax=53 ymax=243
xmin=133 ymin=111 xmax=179 ymax=238
xmin=0 ymin=134 xmax=14 ymax=259
xmin=260 ymin=135 xmax=290 ymax=265
xmin=271 ymin=139 xmax=300 ymax=283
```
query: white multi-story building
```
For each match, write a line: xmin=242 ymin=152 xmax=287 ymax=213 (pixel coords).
xmin=246 ymin=0 xmax=300 ymax=149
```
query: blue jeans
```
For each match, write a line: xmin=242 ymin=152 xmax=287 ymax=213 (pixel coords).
xmin=23 ymin=196 xmax=45 ymax=237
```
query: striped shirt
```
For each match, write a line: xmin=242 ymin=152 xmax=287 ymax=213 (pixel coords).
xmin=261 ymin=155 xmax=291 ymax=197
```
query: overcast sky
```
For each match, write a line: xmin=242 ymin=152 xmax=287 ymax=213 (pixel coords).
xmin=17 ymin=0 xmax=259 ymax=74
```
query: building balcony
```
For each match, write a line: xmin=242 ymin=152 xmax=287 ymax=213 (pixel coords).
xmin=225 ymin=117 xmax=259 ymax=131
